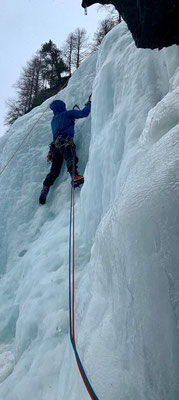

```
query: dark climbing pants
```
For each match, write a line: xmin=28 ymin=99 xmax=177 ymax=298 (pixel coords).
xmin=43 ymin=144 xmax=78 ymax=187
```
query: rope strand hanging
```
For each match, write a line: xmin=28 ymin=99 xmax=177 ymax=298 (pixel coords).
xmin=0 ymin=79 xmax=69 ymax=178
xmin=68 ymin=156 xmax=100 ymax=400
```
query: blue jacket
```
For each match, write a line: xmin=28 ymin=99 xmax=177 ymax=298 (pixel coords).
xmin=50 ymin=100 xmax=91 ymax=141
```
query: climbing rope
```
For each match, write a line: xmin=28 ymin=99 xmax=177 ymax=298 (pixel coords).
xmin=0 ymin=105 xmax=49 ymax=177
xmin=0 ymin=79 xmax=69 ymax=177
xmin=1 ymin=69 xmax=98 ymax=395
xmin=68 ymin=159 xmax=100 ymax=400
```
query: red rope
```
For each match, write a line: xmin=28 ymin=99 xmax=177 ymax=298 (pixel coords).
xmin=72 ymin=160 xmax=76 ymax=344
xmin=75 ymin=357 xmax=97 ymax=400
xmin=0 ymin=109 xmax=48 ymax=177
xmin=71 ymin=188 xmax=99 ymax=400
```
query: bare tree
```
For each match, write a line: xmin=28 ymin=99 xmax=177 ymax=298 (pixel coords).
xmin=5 ymin=55 xmax=43 ymax=126
xmin=14 ymin=55 xmax=43 ymax=114
xmin=62 ymin=33 xmax=75 ymax=76
xmin=4 ymin=98 xmax=23 ymax=126
xmin=72 ymin=28 xmax=89 ymax=69
xmin=92 ymin=17 xmax=118 ymax=50
xmin=98 ymin=4 xmax=121 ymax=23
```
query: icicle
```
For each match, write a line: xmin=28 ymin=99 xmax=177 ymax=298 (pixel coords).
xmin=84 ymin=2 xmax=87 ymax=15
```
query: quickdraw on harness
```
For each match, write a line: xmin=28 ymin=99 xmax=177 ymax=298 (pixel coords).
xmin=54 ymin=134 xmax=74 ymax=149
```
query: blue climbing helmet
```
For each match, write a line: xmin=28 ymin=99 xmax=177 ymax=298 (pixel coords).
xmin=50 ymin=100 xmax=66 ymax=114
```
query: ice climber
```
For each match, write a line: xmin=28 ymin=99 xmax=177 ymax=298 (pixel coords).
xmin=39 ymin=96 xmax=91 ymax=204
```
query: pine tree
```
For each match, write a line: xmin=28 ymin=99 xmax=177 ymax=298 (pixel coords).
xmin=40 ymin=40 xmax=67 ymax=88
xmin=5 ymin=41 xmax=68 ymax=126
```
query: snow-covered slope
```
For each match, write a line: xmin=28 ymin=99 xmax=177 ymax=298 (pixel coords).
xmin=0 ymin=22 xmax=179 ymax=400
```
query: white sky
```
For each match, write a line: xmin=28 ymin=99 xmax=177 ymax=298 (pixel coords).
xmin=0 ymin=0 xmax=108 ymax=136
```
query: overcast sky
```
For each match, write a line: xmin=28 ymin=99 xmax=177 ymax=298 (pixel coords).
xmin=0 ymin=0 xmax=108 ymax=136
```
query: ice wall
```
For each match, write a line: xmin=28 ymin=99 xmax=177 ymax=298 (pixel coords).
xmin=0 ymin=22 xmax=179 ymax=400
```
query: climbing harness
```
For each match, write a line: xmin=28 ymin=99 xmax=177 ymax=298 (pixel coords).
xmin=54 ymin=134 xmax=74 ymax=149
xmin=68 ymin=157 xmax=99 ymax=400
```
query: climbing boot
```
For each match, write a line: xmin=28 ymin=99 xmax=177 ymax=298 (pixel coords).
xmin=39 ymin=185 xmax=49 ymax=204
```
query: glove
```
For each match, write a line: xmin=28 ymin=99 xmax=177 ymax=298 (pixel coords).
xmin=47 ymin=151 xmax=52 ymax=162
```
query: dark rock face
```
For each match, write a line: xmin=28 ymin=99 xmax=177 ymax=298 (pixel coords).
xmin=81 ymin=0 xmax=179 ymax=49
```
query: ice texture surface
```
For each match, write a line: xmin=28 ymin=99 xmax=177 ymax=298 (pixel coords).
xmin=0 ymin=23 xmax=179 ymax=400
